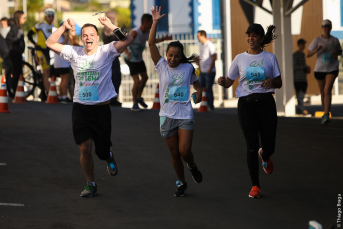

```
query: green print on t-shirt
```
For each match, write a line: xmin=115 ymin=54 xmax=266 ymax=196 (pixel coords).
xmin=78 ymin=60 xmax=99 ymax=87
xmin=250 ymin=59 xmax=264 ymax=67
xmin=164 ymin=72 xmax=186 ymax=104
xmin=170 ymin=72 xmax=185 ymax=86
xmin=80 ymin=60 xmax=94 ymax=71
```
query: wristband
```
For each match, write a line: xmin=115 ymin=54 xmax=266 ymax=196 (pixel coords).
xmin=113 ymin=28 xmax=127 ymax=41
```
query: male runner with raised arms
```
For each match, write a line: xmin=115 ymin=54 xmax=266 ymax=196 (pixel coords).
xmin=28 ymin=8 xmax=55 ymax=101
xmin=124 ymin=14 xmax=172 ymax=111
xmin=46 ymin=17 xmax=133 ymax=197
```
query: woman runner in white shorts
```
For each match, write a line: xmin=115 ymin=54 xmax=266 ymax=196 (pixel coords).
xmin=148 ymin=6 xmax=203 ymax=197
xmin=218 ymin=24 xmax=282 ymax=198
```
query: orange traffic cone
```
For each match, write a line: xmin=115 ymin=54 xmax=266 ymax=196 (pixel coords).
xmin=0 ymin=76 xmax=10 ymax=113
xmin=13 ymin=74 xmax=27 ymax=103
xmin=151 ymin=83 xmax=160 ymax=109
xmin=46 ymin=76 xmax=59 ymax=104
xmin=198 ymin=87 xmax=208 ymax=112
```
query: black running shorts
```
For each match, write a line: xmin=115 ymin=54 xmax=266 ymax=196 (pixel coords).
xmin=72 ymin=103 xmax=112 ymax=148
xmin=124 ymin=59 xmax=147 ymax=76
xmin=314 ymin=70 xmax=339 ymax=80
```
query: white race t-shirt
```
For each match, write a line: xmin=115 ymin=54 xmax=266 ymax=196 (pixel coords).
xmin=228 ymin=50 xmax=281 ymax=98
xmin=155 ymin=57 xmax=198 ymax=119
xmin=60 ymin=41 xmax=120 ymax=105
xmin=308 ymin=35 xmax=342 ymax=72
xmin=124 ymin=27 xmax=149 ymax=62
xmin=199 ymin=40 xmax=216 ymax=73
xmin=53 ymin=27 xmax=70 ymax=68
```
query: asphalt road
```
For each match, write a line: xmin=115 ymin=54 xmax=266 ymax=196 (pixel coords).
xmin=0 ymin=102 xmax=342 ymax=229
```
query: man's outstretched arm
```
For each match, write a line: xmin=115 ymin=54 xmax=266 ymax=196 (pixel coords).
xmin=46 ymin=18 xmax=75 ymax=55
xmin=98 ymin=16 xmax=134 ymax=53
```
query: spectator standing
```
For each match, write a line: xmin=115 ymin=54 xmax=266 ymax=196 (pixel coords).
xmin=6 ymin=11 xmax=26 ymax=96
xmin=293 ymin=38 xmax=310 ymax=115
xmin=27 ymin=8 xmax=55 ymax=101
xmin=0 ymin=17 xmax=12 ymax=94
xmin=197 ymin=30 xmax=216 ymax=111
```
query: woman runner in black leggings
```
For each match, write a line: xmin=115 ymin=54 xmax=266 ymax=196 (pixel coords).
xmin=218 ymin=24 xmax=282 ymax=198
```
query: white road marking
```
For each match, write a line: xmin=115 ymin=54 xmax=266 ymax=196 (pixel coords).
xmin=0 ymin=203 xmax=24 ymax=206
xmin=0 ymin=163 xmax=6 ymax=166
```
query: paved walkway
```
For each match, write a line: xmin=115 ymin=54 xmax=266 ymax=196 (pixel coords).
xmin=0 ymin=102 xmax=342 ymax=229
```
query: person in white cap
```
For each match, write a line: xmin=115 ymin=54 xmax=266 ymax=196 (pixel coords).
xmin=27 ymin=8 xmax=56 ymax=101
xmin=307 ymin=19 xmax=342 ymax=124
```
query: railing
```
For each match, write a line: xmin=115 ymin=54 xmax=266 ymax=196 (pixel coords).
xmin=117 ymin=33 xmax=224 ymax=106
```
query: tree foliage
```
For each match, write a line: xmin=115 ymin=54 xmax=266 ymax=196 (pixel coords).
xmin=114 ymin=7 xmax=131 ymax=30
xmin=72 ymin=0 xmax=103 ymax=12
xmin=8 ymin=0 xmax=44 ymax=32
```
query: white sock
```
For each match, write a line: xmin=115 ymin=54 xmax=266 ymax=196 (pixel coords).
xmin=62 ymin=95 xmax=68 ymax=99
xmin=109 ymin=151 xmax=113 ymax=158
xmin=89 ymin=182 xmax=96 ymax=186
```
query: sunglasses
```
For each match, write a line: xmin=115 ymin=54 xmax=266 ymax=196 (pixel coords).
xmin=322 ymin=25 xmax=331 ymax=28
xmin=92 ymin=11 xmax=105 ymax=16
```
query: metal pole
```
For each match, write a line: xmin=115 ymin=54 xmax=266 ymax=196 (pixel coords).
xmin=57 ymin=0 xmax=61 ymax=12
xmin=23 ymin=0 xmax=27 ymax=15
xmin=222 ymin=0 xmax=233 ymax=100
xmin=143 ymin=0 xmax=147 ymax=13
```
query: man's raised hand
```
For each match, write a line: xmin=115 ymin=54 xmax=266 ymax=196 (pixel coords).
xmin=151 ymin=6 xmax=166 ymax=21
xmin=63 ymin=18 xmax=75 ymax=30
xmin=98 ymin=16 xmax=116 ymax=30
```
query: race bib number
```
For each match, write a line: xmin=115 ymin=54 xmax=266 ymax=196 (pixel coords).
xmin=169 ymin=86 xmax=189 ymax=102
xmin=246 ymin=67 xmax=265 ymax=81
xmin=321 ymin=53 xmax=333 ymax=63
xmin=79 ymin=86 xmax=99 ymax=101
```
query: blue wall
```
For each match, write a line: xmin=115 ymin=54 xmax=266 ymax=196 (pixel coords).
xmin=155 ymin=0 xmax=169 ymax=32
xmin=212 ymin=0 xmax=220 ymax=30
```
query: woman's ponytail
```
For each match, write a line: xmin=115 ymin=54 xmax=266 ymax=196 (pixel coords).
xmin=262 ymin=25 xmax=277 ymax=49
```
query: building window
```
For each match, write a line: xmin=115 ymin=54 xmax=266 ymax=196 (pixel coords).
xmin=155 ymin=0 xmax=169 ymax=32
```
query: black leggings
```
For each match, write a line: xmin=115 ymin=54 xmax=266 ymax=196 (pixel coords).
xmin=9 ymin=50 xmax=23 ymax=95
xmin=238 ymin=93 xmax=277 ymax=188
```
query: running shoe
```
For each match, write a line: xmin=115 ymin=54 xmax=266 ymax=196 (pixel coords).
xmin=258 ymin=148 xmax=273 ymax=174
xmin=131 ymin=103 xmax=141 ymax=111
xmin=188 ymin=163 xmax=203 ymax=183
xmin=106 ymin=152 xmax=118 ymax=176
xmin=248 ymin=186 xmax=261 ymax=198
xmin=321 ymin=114 xmax=330 ymax=124
xmin=174 ymin=180 xmax=187 ymax=197
xmin=60 ymin=98 xmax=72 ymax=104
xmin=80 ymin=182 xmax=97 ymax=197
xmin=137 ymin=97 xmax=148 ymax=108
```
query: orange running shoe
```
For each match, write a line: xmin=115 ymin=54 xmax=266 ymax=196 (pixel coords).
xmin=249 ymin=186 xmax=261 ymax=198
xmin=258 ymin=148 xmax=273 ymax=174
